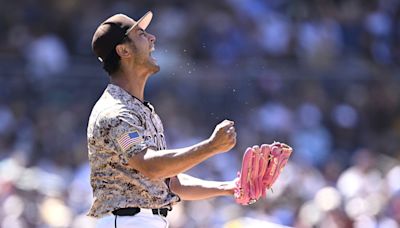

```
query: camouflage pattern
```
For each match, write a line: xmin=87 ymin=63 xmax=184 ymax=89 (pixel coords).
xmin=87 ymin=84 xmax=180 ymax=218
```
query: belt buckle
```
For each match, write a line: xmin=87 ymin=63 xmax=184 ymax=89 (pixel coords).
xmin=152 ymin=208 xmax=168 ymax=217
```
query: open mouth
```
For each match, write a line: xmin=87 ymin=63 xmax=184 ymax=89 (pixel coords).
xmin=149 ymin=46 xmax=156 ymax=62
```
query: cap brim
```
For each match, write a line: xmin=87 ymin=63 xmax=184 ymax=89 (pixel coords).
xmin=126 ymin=11 xmax=153 ymax=34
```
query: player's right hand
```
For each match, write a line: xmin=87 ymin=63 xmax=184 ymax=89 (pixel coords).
xmin=208 ymin=119 xmax=237 ymax=153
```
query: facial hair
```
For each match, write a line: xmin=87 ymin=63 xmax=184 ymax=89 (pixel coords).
xmin=131 ymin=41 xmax=160 ymax=74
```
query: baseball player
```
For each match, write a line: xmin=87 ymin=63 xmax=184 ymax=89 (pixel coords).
xmin=87 ymin=11 xmax=238 ymax=228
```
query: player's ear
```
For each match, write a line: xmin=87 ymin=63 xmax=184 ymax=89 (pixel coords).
xmin=115 ymin=43 xmax=131 ymax=59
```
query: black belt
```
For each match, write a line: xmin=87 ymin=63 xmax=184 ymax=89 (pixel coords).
xmin=112 ymin=207 xmax=169 ymax=217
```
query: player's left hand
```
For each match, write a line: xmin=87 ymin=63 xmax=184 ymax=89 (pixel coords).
xmin=234 ymin=142 xmax=293 ymax=205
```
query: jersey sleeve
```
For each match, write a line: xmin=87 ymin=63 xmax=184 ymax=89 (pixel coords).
xmin=99 ymin=109 xmax=150 ymax=165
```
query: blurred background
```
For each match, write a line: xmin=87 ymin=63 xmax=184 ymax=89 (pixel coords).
xmin=1 ymin=0 xmax=400 ymax=227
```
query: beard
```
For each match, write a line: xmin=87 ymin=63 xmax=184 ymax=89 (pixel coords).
xmin=131 ymin=42 xmax=160 ymax=74
xmin=146 ymin=57 xmax=160 ymax=74
xmin=132 ymin=58 xmax=159 ymax=76
xmin=135 ymin=48 xmax=160 ymax=74
xmin=136 ymin=56 xmax=159 ymax=76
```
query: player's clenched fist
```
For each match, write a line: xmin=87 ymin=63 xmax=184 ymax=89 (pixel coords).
xmin=208 ymin=119 xmax=237 ymax=153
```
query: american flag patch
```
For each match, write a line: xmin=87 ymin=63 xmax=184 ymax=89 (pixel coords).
xmin=116 ymin=131 xmax=143 ymax=152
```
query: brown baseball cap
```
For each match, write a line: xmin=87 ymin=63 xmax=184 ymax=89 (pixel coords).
xmin=91 ymin=11 xmax=153 ymax=63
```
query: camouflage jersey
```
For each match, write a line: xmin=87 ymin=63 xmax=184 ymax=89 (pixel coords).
xmin=87 ymin=84 xmax=180 ymax=218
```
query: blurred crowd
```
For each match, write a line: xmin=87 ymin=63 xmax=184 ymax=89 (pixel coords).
xmin=1 ymin=0 xmax=400 ymax=227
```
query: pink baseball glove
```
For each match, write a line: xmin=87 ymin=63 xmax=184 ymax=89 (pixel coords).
xmin=234 ymin=142 xmax=293 ymax=205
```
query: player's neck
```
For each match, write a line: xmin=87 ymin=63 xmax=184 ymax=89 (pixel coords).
xmin=110 ymin=69 xmax=149 ymax=102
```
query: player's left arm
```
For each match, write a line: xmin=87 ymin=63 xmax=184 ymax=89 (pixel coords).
xmin=169 ymin=173 xmax=236 ymax=200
